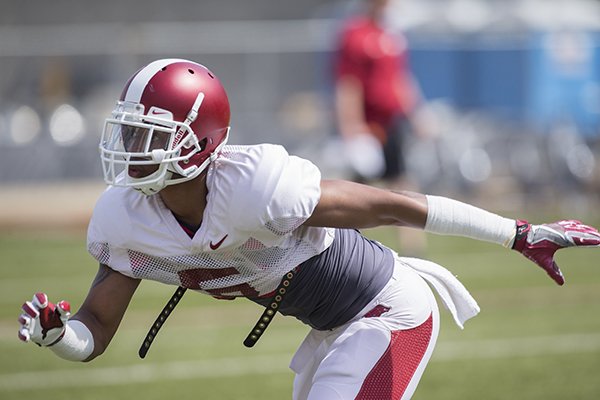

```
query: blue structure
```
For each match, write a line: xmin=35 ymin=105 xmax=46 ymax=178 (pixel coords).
xmin=409 ymin=30 xmax=600 ymax=137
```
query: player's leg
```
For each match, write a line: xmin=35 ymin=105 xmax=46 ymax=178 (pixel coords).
xmin=361 ymin=303 xmax=439 ymax=400
xmin=292 ymin=262 xmax=440 ymax=400
xmin=291 ymin=329 xmax=331 ymax=400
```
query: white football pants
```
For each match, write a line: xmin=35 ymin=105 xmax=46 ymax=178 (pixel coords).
xmin=291 ymin=258 xmax=440 ymax=400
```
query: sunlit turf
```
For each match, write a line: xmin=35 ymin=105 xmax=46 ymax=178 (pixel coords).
xmin=1 ymin=224 xmax=599 ymax=399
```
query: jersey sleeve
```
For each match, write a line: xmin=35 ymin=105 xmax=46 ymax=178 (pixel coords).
xmin=227 ymin=144 xmax=322 ymax=240
xmin=86 ymin=186 xmax=137 ymax=277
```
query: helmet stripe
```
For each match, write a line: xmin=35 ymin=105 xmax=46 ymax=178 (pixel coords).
xmin=123 ymin=58 xmax=190 ymax=103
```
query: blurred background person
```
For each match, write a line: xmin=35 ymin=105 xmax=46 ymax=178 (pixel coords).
xmin=332 ymin=0 xmax=432 ymax=256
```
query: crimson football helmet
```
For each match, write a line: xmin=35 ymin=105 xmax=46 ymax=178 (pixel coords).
xmin=100 ymin=59 xmax=231 ymax=195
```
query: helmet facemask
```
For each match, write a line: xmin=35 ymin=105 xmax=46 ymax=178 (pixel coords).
xmin=100 ymin=60 xmax=231 ymax=195
xmin=100 ymin=100 xmax=227 ymax=195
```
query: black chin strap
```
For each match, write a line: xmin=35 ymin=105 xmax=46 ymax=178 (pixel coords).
xmin=243 ymin=269 xmax=296 ymax=348
xmin=139 ymin=267 xmax=296 ymax=357
xmin=138 ymin=286 xmax=187 ymax=359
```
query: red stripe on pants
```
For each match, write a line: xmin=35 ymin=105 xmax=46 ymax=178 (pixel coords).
xmin=355 ymin=314 xmax=433 ymax=399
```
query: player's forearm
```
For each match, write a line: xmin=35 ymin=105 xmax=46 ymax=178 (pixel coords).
xmin=67 ymin=264 xmax=140 ymax=361
xmin=306 ymin=181 xmax=428 ymax=229
xmin=48 ymin=319 xmax=95 ymax=361
xmin=308 ymin=181 xmax=518 ymax=244
xmin=424 ymin=195 xmax=516 ymax=247
xmin=69 ymin=313 xmax=107 ymax=361
xmin=384 ymin=193 xmax=517 ymax=246
xmin=42 ymin=307 xmax=116 ymax=362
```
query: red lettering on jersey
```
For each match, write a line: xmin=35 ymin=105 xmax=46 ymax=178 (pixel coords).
xmin=178 ymin=267 xmax=259 ymax=298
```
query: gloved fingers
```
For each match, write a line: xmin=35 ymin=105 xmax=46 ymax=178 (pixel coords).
xmin=18 ymin=327 xmax=31 ymax=342
xmin=18 ymin=313 xmax=34 ymax=342
xmin=18 ymin=293 xmax=69 ymax=346
xmin=18 ymin=313 xmax=31 ymax=328
xmin=558 ymin=219 xmax=582 ymax=226
xmin=557 ymin=220 xmax=600 ymax=246
xmin=526 ymin=249 xmax=565 ymax=286
xmin=32 ymin=292 xmax=48 ymax=310
xmin=546 ymin=260 xmax=565 ymax=286
xmin=21 ymin=301 xmax=40 ymax=319
xmin=56 ymin=301 xmax=71 ymax=323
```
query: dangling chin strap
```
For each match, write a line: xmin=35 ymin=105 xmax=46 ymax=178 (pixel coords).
xmin=138 ymin=286 xmax=187 ymax=359
xmin=139 ymin=264 xmax=294 ymax=357
xmin=243 ymin=269 xmax=296 ymax=348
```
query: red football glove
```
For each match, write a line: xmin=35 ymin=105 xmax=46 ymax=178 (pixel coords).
xmin=512 ymin=220 xmax=600 ymax=285
xmin=18 ymin=292 xmax=71 ymax=346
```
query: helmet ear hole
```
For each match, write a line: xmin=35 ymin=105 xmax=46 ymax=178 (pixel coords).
xmin=198 ymin=138 xmax=207 ymax=151
xmin=179 ymin=137 xmax=206 ymax=168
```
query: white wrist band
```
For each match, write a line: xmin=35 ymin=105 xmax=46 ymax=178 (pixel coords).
xmin=49 ymin=320 xmax=94 ymax=361
xmin=425 ymin=195 xmax=517 ymax=248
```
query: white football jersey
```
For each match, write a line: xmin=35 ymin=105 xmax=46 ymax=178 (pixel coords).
xmin=87 ymin=144 xmax=335 ymax=298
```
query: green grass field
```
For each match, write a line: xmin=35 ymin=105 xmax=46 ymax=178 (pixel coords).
xmin=1 ymin=225 xmax=600 ymax=399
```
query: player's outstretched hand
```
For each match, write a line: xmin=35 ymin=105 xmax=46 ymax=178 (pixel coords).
xmin=512 ymin=220 xmax=600 ymax=286
xmin=18 ymin=293 xmax=71 ymax=346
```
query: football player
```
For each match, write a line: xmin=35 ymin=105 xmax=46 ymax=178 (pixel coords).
xmin=18 ymin=59 xmax=600 ymax=400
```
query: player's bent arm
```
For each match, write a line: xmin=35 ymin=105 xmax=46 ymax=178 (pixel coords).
xmin=72 ymin=263 xmax=141 ymax=361
xmin=18 ymin=264 xmax=140 ymax=361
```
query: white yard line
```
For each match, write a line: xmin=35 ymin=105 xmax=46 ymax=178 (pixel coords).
xmin=2 ymin=333 xmax=600 ymax=391
xmin=431 ymin=333 xmax=600 ymax=361
xmin=0 ymin=354 xmax=289 ymax=391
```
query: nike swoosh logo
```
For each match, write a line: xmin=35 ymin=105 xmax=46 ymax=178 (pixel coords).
xmin=209 ymin=234 xmax=228 ymax=250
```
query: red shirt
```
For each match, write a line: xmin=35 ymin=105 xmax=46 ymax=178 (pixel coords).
xmin=334 ymin=17 xmax=414 ymax=130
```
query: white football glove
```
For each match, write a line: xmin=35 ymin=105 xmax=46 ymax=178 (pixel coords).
xmin=18 ymin=292 xmax=71 ymax=346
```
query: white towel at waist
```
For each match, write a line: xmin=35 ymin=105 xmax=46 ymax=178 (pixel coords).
xmin=398 ymin=256 xmax=480 ymax=329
